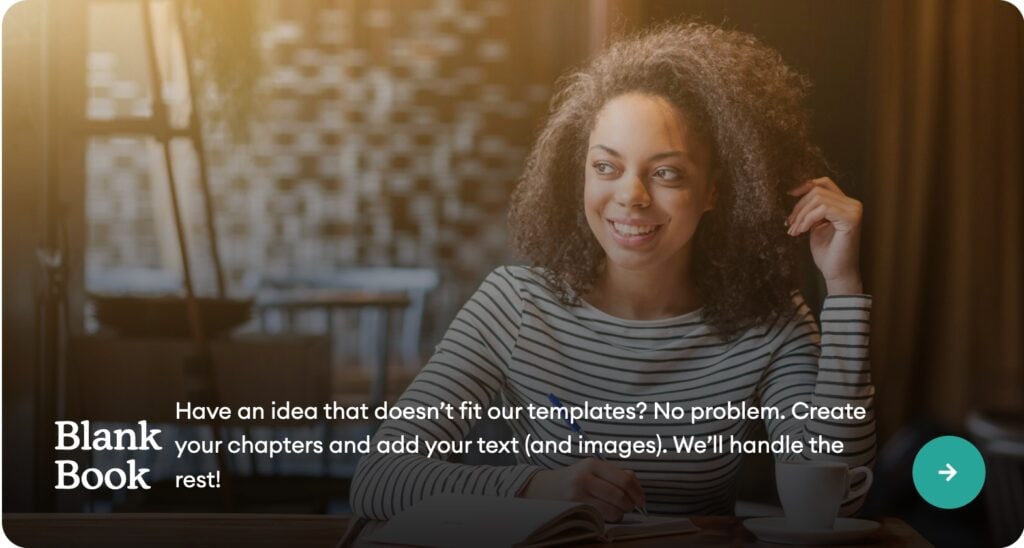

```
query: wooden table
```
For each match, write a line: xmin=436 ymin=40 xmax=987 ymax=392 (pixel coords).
xmin=3 ymin=513 xmax=932 ymax=547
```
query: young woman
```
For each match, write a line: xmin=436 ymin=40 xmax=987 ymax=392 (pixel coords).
xmin=350 ymin=23 xmax=875 ymax=521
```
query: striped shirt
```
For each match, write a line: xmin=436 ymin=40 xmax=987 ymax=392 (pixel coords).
xmin=350 ymin=265 xmax=876 ymax=519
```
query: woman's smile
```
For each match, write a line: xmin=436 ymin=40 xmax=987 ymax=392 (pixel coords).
xmin=607 ymin=218 xmax=663 ymax=247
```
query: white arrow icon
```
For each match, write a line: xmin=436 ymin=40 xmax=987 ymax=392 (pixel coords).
xmin=938 ymin=463 xmax=957 ymax=482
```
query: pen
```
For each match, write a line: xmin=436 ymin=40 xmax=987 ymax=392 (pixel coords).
xmin=547 ymin=393 xmax=649 ymax=517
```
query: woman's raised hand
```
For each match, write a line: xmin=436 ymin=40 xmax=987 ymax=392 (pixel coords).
xmin=518 ymin=458 xmax=646 ymax=522
xmin=786 ymin=177 xmax=864 ymax=295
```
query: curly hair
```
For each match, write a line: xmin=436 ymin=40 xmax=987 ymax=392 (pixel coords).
xmin=508 ymin=22 xmax=826 ymax=336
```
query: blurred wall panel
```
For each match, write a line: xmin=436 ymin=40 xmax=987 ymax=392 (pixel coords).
xmin=2 ymin=0 xmax=88 ymax=512
xmin=2 ymin=0 xmax=46 ymax=513
xmin=83 ymin=0 xmax=594 ymax=353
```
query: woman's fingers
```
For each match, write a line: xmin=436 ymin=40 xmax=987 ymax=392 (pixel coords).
xmin=787 ymin=186 xmax=826 ymax=226
xmin=787 ymin=176 xmax=838 ymax=198
xmin=810 ymin=176 xmax=841 ymax=192
xmin=587 ymin=460 xmax=645 ymax=507
xmin=786 ymin=177 xmax=846 ymax=225
xmin=523 ymin=458 xmax=646 ymax=522
xmin=791 ymin=203 xmax=830 ymax=235
xmin=786 ymin=179 xmax=861 ymax=235
xmin=790 ymin=175 xmax=844 ymax=200
xmin=791 ymin=197 xmax=862 ymax=235
xmin=624 ymin=470 xmax=646 ymax=507
xmin=787 ymin=179 xmax=815 ymax=197
xmin=788 ymin=192 xmax=842 ymax=234
xmin=585 ymin=474 xmax=638 ymax=514
xmin=787 ymin=183 xmax=840 ymax=226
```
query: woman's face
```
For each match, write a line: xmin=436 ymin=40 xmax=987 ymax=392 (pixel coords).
xmin=584 ymin=92 xmax=716 ymax=276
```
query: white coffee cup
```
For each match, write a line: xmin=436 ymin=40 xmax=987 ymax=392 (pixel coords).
xmin=775 ymin=460 xmax=873 ymax=530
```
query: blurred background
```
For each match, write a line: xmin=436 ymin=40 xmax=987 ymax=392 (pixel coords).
xmin=3 ymin=0 xmax=1021 ymax=546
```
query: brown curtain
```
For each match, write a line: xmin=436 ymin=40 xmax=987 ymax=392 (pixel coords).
xmin=866 ymin=0 xmax=1023 ymax=439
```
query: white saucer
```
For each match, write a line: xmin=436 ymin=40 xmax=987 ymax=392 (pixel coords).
xmin=743 ymin=517 xmax=881 ymax=545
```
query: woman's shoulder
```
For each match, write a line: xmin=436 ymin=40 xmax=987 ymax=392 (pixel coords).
xmin=739 ymin=290 xmax=817 ymax=342
xmin=484 ymin=265 xmax=566 ymax=304
xmin=777 ymin=289 xmax=817 ymax=327
xmin=787 ymin=289 xmax=812 ymax=314
xmin=488 ymin=264 xmax=551 ymax=288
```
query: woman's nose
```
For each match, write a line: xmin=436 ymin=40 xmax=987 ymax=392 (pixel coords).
xmin=615 ymin=174 xmax=651 ymax=207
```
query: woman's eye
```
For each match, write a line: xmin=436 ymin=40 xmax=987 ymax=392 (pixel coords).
xmin=654 ymin=167 xmax=682 ymax=181
xmin=593 ymin=162 xmax=617 ymax=175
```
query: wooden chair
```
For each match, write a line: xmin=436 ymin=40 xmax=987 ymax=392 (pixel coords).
xmin=252 ymin=268 xmax=439 ymax=404
xmin=967 ymin=409 xmax=1024 ymax=547
xmin=66 ymin=334 xmax=346 ymax=512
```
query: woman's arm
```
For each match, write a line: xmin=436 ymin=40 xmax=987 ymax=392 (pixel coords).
xmin=755 ymin=292 xmax=876 ymax=515
xmin=349 ymin=267 xmax=544 ymax=520
xmin=770 ymin=176 xmax=875 ymax=514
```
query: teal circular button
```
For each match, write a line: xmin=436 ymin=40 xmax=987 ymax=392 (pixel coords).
xmin=912 ymin=435 xmax=986 ymax=509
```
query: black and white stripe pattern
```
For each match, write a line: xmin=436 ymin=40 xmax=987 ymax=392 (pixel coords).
xmin=350 ymin=266 xmax=876 ymax=519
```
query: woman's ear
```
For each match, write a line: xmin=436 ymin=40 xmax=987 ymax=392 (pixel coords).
xmin=703 ymin=163 xmax=720 ymax=213
xmin=704 ymin=182 xmax=718 ymax=213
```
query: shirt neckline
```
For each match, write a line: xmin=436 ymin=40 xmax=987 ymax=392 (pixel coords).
xmin=575 ymin=294 xmax=705 ymax=328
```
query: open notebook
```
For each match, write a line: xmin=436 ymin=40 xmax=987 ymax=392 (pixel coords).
xmin=363 ymin=494 xmax=698 ymax=547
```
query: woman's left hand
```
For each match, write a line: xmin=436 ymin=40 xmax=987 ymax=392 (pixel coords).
xmin=786 ymin=177 xmax=864 ymax=295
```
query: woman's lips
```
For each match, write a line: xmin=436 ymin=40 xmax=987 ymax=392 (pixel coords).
xmin=607 ymin=219 xmax=662 ymax=247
